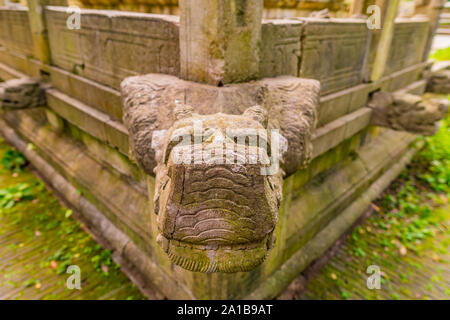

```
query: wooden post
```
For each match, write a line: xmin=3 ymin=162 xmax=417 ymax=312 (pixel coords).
xmin=26 ymin=0 xmax=51 ymax=65
xmin=414 ymin=0 xmax=446 ymax=60
xmin=370 ymin=0 xmax=401 ymax=81
xmin=179 ymin=0 xmax=263 ymax=85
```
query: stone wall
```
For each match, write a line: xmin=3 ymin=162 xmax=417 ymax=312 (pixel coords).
xmin=0 ymin=6 xmax=434 ymax=299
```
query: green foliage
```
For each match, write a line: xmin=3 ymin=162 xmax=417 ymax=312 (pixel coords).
xmin=430 ymin=47 xmax=450 ymax=61
xmin=23 ymin=279 xmax=39 ymax=288
xmin=340 ymin=291 xmax=350 ymax=299
xmin=0 ymin=183 xmax=34 ymax=209
xmin=417 ymin=115 xmax=450 ymax=193
xmin=0 ymin=138 xmax=145 ymax=299
xmin=1 ymin=148 xmax=28 ymax=172
xmin=370 ymin=111 xmax=450 ymax=253
xmin=331 ymin=106 xmax=450 ymax=299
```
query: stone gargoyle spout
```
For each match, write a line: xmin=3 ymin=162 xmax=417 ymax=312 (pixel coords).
xmin=426 ymin=68 xmax=450 ymax=94
xmin=367 ymin=91 xmax=448 ymax=136
xmin=121 ymin=74 xmax=320 ymax=272
xmin=0 ymin=78 xmax=46 ymax=110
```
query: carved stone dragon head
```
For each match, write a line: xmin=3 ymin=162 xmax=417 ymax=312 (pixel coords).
xmin=121 ymin=74 xmax=320 ymax=272
xmin=368 ymin=91 xmax=448 ymax=136
xmin=0 ymin=78 xmax=46 ymax=110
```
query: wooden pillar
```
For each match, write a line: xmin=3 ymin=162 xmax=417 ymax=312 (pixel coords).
xmin=179 ymin=0 xmax=263 ymax=85
xmin=26 ymin=0 xmax=51 ymax=66
xmin=370 ymin=0 xmax=401 ymax=81
xmin=414 ymin=0 xmax=446 ymax=60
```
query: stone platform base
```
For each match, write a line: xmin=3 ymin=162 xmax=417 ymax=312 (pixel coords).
xmin=0 ymin=104 xmax=419 ymax=299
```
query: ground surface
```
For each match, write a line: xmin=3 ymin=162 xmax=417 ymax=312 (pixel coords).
xmin=0 ymin=139 xmax=145 ymax=299
xmin=298 ymin=109 xmax=450 ymax=300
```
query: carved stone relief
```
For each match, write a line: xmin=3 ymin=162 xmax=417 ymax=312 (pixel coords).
xmin=426 ymin=69 xmax=450 ymax=94
xmin=0 ymin=78 xmax=46 ymax=109
xmin=383 ymin=19 xmax=429 ymax=76
xmin=0 ymin=9 xmax=34 ymax=57
xmin=367 ymin=91 xmax=448 ymax=135
xmin=298 ymin=19 xmax=371 ymax=95
xmin=45 ymin=7 xmax=180 ymax=90
xmin=121 ymin=74 xmax=320 ymax=272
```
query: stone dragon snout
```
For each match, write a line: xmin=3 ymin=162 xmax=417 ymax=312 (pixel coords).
xmin=367 ymin=91 xmax=448 ymax=136
xmin=153 ymin=105 xmax=283 ymax=272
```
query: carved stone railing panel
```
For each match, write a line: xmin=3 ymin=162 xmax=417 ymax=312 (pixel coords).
xmin=0 ymin=8 xmax=34 ymax=57
xmin=76 ymin=0 xmax=345 ymax=10
xmin=382 ymin=18 xmax=429 ymax=76
xmin=45 ymin=6 xmax=180 ymax=90
xmin=44 ymin=7 xmax=304 ymax=90
xmin=260 ymin=19 xmax=303 ymax=78
xmin=298 ymin=18 xmax=371 ymax=95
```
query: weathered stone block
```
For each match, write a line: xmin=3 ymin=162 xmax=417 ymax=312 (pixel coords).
xmin=0 ymin=61 xmax=26 ymax=80
xmin=317 ymin=82 xmax=372 ymax=127
xmin=45 ymin=108 xmax=64 ymax=133
xmin=0 ymin=46 xmax=48 ymax=78
xmin=179 ymin=0 xmax=263 ymax=85
xmin=367 ymin=90 xmax=448 ymax=136
xmin=317 ymin=87 xmax=352 ymax=126
xmin=298 ymin=18 xmax=371 ymax=95
xmin=49 ymin=65 xmax=123 ymax=121
xmin=46 ymin=88 xmax=129 ymax=154
xmin=311 ymin=117 xmax=347 ymax=157
xmin=0 ymin=8 xmax=34 ymax=57
xmin=311 ymin=107 xmax=370 ymax=159
xmin=46 ymin=7 xmax=180 ymax=90
xmin=383 ymin=18 xmax=429 ymax=76
xmin=260 ymin=19 xmax=302 ymax=78
xmin=343 ymin=107 xmax=371 ymax=140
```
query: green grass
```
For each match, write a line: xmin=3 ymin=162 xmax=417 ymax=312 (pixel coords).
xmin=367 ymin=109 xmax=449 ymax=255
xmin=430 ymin=47 xmax=450 ymax=61
xmin=344 ymin=107 xmax=450 ymax=298
xmin=0 ymin=140 xmax=146 ymax=300
xmin=300 ymin=96 xmax=450 ymax=300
